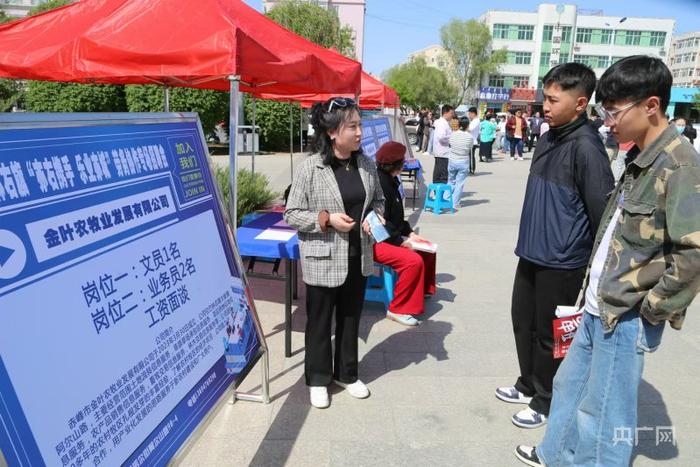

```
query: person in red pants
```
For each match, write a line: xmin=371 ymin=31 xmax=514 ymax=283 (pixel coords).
xmin=373 ymin=142 xmax=437 ymax=326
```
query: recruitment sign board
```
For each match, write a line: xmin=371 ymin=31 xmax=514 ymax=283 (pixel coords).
xmin=360 ymin=116 xmax=392 ymax=159
xmin=0 ymin=113 xmax=264 ymax=467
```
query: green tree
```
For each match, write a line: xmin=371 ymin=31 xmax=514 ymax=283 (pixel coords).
xmin=383 ymin=58 xmax=457 ymax=110
xmin=246 ymin=0 xmax=355 ymax=151
xmin=125 ymin=85 xmax=228 ymax=135
xmin=25 ymin=81 xmax=127 ymax=112
xmin=440 ymin=19 xmax=507 ymax=104
xmin=266 ymin=0 xmax=355 ymax=58
xmin=694 ymin=92 xmax=700 ymax=114
xmin=28 ymin=0 xmax=71 ymax=16
xmin=244 ymin=97 xmax=301 ymax=151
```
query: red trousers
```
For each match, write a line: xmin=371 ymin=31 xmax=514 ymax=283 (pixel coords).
xmin=373 ymin=241 xmax=436 ymax=315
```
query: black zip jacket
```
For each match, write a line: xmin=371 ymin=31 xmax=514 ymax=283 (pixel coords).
xmin=377 ymin=169 xmax=412 ymax=246
xmin=515 ymin=113 xmax=615 ymax=269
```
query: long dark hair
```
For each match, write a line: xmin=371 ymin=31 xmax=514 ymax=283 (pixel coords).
xmin=309 ymin=97 xmax=362 ymax=165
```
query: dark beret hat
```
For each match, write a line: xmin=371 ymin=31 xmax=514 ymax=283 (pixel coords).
xmin=375 ymin=141 xmax=406 ymax=164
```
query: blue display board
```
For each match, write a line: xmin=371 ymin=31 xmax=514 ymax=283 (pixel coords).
xmin=360 ymin=116 xmax=392 ymax=159
xmin=0 ymin=113 xmax=263 ymax=467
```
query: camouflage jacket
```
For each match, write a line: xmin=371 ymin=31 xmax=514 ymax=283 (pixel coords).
xmin=582 ymin=125 xmax=700 ymax=332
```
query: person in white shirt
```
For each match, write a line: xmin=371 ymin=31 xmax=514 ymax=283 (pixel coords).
xmin=431 ymin=105 xmax=454 ymax=183
xmin=447 ymin=117 xmax=474 ymax=209
xmin=467 ymin=107 xmax=480 ymax=173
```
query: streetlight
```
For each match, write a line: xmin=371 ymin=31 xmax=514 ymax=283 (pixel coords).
xmin=606 ymin=17 xmax=627 ymax=68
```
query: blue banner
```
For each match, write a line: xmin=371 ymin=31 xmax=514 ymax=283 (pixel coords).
xmin=360 ymin=117 xmax=392 ymax=159
xmin=478 ymin=86 xmax=512 ymax=103
xmin=0 ymin=114 xmax=262 ymax=467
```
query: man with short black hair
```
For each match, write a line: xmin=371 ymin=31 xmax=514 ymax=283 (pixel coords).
xmin=432 ymin=105 xmax=454 ymax=183
xmin=515 ymin=55 xmax=700 ymax=467
xmin=496 ymin=62 xmax=614 ymax=432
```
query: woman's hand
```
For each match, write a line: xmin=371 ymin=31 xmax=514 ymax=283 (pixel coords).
xmin=362 ymin=219 xmax=371 ymax=235
xmin=329 ymin=213 xmax=355 ymax=232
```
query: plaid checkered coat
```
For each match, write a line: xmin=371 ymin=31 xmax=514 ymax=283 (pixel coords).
xmin=284 ymin=153 xmax=384 ymax=287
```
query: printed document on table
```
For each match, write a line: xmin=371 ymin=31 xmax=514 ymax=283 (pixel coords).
xmin=255 ymin=229 xmax=296 ymax=242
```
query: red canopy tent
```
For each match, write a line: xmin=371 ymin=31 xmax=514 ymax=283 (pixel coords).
xmin=0 ymin=0 xmax=362 ymax=226
xmin=258 ymin=71 xmax=400 ymax=109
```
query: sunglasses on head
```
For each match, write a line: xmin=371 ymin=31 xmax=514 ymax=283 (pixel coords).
xmin=326 ymin=97 xmax=357 ymax=113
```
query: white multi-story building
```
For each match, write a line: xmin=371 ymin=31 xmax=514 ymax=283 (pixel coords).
xmin=0 ymin=0 xmax=46 ymax=18
xmin=669 ymin=32 xmax=700 ymax=88
xmin=479 ymin=3 xmax=675 ymax=90
xmin=262 ymin=0 xmax=366 ymax=62
xmin=407 ymin=44 xmax=451 ymax=70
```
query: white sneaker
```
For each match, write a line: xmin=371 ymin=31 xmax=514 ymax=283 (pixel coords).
xmin=386 ymin=310 xmax=419 ymax=326
xmin=309 ymin=386 xmax=330 ymax=408
xmin=517 ymin=157 xmax=524 ymax=161
xmin=333 ymin=379 xmax=370 ymax=399
xmin=510 ymin=156 xmax=515 ymax=160
xmin=512 ymin=407 xmax=547 ymax=429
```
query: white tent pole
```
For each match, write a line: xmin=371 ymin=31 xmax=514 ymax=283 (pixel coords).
xmin=163 ymin=85 xmax=170 ymax=112
xmin=251 ymin=96 xmax=257 ymax=174
xmin=228 ymin=76 xmax=240 ymax=230
xmin=299 ymin=105 xmax=303 ymax=155
xmin=289 ymin=103 xmax=294 ymax=182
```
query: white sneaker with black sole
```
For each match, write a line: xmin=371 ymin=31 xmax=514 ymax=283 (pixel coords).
xmin=512 ymin=407 xmax=547 ymax=429
xmin=495 ymin=386 xmax=532 ymax=404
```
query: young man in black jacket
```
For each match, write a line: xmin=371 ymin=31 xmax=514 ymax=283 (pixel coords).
xmin=495 ymin=63 xmax=615 ymax=429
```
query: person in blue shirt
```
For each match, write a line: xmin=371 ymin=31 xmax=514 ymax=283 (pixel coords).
xmin=479 ymin=115 xmax=498 ymax=162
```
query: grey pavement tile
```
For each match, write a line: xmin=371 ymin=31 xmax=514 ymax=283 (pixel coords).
xmin=248 ymin=439 xmax=331 ymax=467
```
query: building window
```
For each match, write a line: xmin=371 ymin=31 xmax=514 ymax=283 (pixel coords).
xmin=650 ymin=31 xmax=666 ymax=47
xmin=489 ymin=75 xmax=505 ymax=87
xmin=625 ymin=30 xmax=642 ymax=46
xmin=576 ymin=28 xmax=593 ymax=43
xmin=540 ymin=52 xmax=551 ymax=66
xmin=601 ymin=29 xmax=612 ymax=45
xmin=542 ymin=25 xmax=553 ymax=42
xmin=493 ymin=24 xmax=509 ymax=40
xmin=560 ymin=26 xmax=573 ymax=43
xmin=510 ymin=51 xmax=532 ymax=65
xmin=512 ymin=76 xmax=530 ymax=87
xmin=517 ymin=25 xmax=534 ymax=41
xmin=596 ymin=56 xmax=610 ymax=68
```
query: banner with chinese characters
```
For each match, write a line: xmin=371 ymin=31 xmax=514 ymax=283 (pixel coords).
xmin=360 ymin=117 xmax=392 ymax=159
xmin=0 ymin=114 xmax=264 ymax=467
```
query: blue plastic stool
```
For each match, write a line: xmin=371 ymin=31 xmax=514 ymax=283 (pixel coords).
xmin=364 ymin=264 xmax=397 ymax=310
xmin=423 ymin=183 xmax=454 ymax=215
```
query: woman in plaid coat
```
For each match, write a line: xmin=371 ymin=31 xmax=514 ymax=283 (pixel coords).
xmin=284 ymin=98 xmax=384 ymax=409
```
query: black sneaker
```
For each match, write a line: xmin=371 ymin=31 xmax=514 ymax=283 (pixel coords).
xmin=514 ymin=445 xmax=543 ymax=466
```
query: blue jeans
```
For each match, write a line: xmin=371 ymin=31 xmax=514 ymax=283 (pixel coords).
xmin=537 ymin=310 xmax=665 ymax=467
xmin=447 ymin=159 xmax=469 ymax=209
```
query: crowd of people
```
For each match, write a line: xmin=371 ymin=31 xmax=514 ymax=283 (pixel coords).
xmin=283 ymin=55 xmax=700 ymax=467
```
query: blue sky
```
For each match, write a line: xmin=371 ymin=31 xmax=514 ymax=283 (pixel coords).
xmin=244 ymin=0 xmax=700 ymax=76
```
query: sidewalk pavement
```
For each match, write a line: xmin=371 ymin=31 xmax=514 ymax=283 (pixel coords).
xmin=175 ymin=149 xmax=700 ymax=466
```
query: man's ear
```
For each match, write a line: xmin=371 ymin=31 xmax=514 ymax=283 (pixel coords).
xmin=644 ymin=96 xmax=662 ymax=117
xmin=576 ymin=96 xmax=589 ymax=113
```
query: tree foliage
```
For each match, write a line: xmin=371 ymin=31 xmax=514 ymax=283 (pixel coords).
xmin=440 ymin=19 xmax=507 ymax=104
xmin=125 ymin=85 xmax=228 ymax=135
xmin=383 ymin=58 xmax=457 ymax=110
xmin=0 ymin=79 xmax=24 ymax=111
xmin=28 ymin=0 xmax=71 ymax=16
xmin=266 ymin=0 xmax=355 ymax=58
xmin=249 ymin=0 xmax=355 ymax=151
xmin=25 ymin=81 xmax=127 ymax=112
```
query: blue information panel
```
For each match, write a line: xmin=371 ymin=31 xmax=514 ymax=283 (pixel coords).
xmin=360 ymin=117 xmax=392 ymax=159
xmin=0 ymin=114 xmax=263 ymax=467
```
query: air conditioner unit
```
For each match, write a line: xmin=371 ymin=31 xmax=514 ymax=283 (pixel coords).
xmin=659 ymin=49 xmax=666 ymax=56
xmin=573 ymin=46 xmax=581 ymax=52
